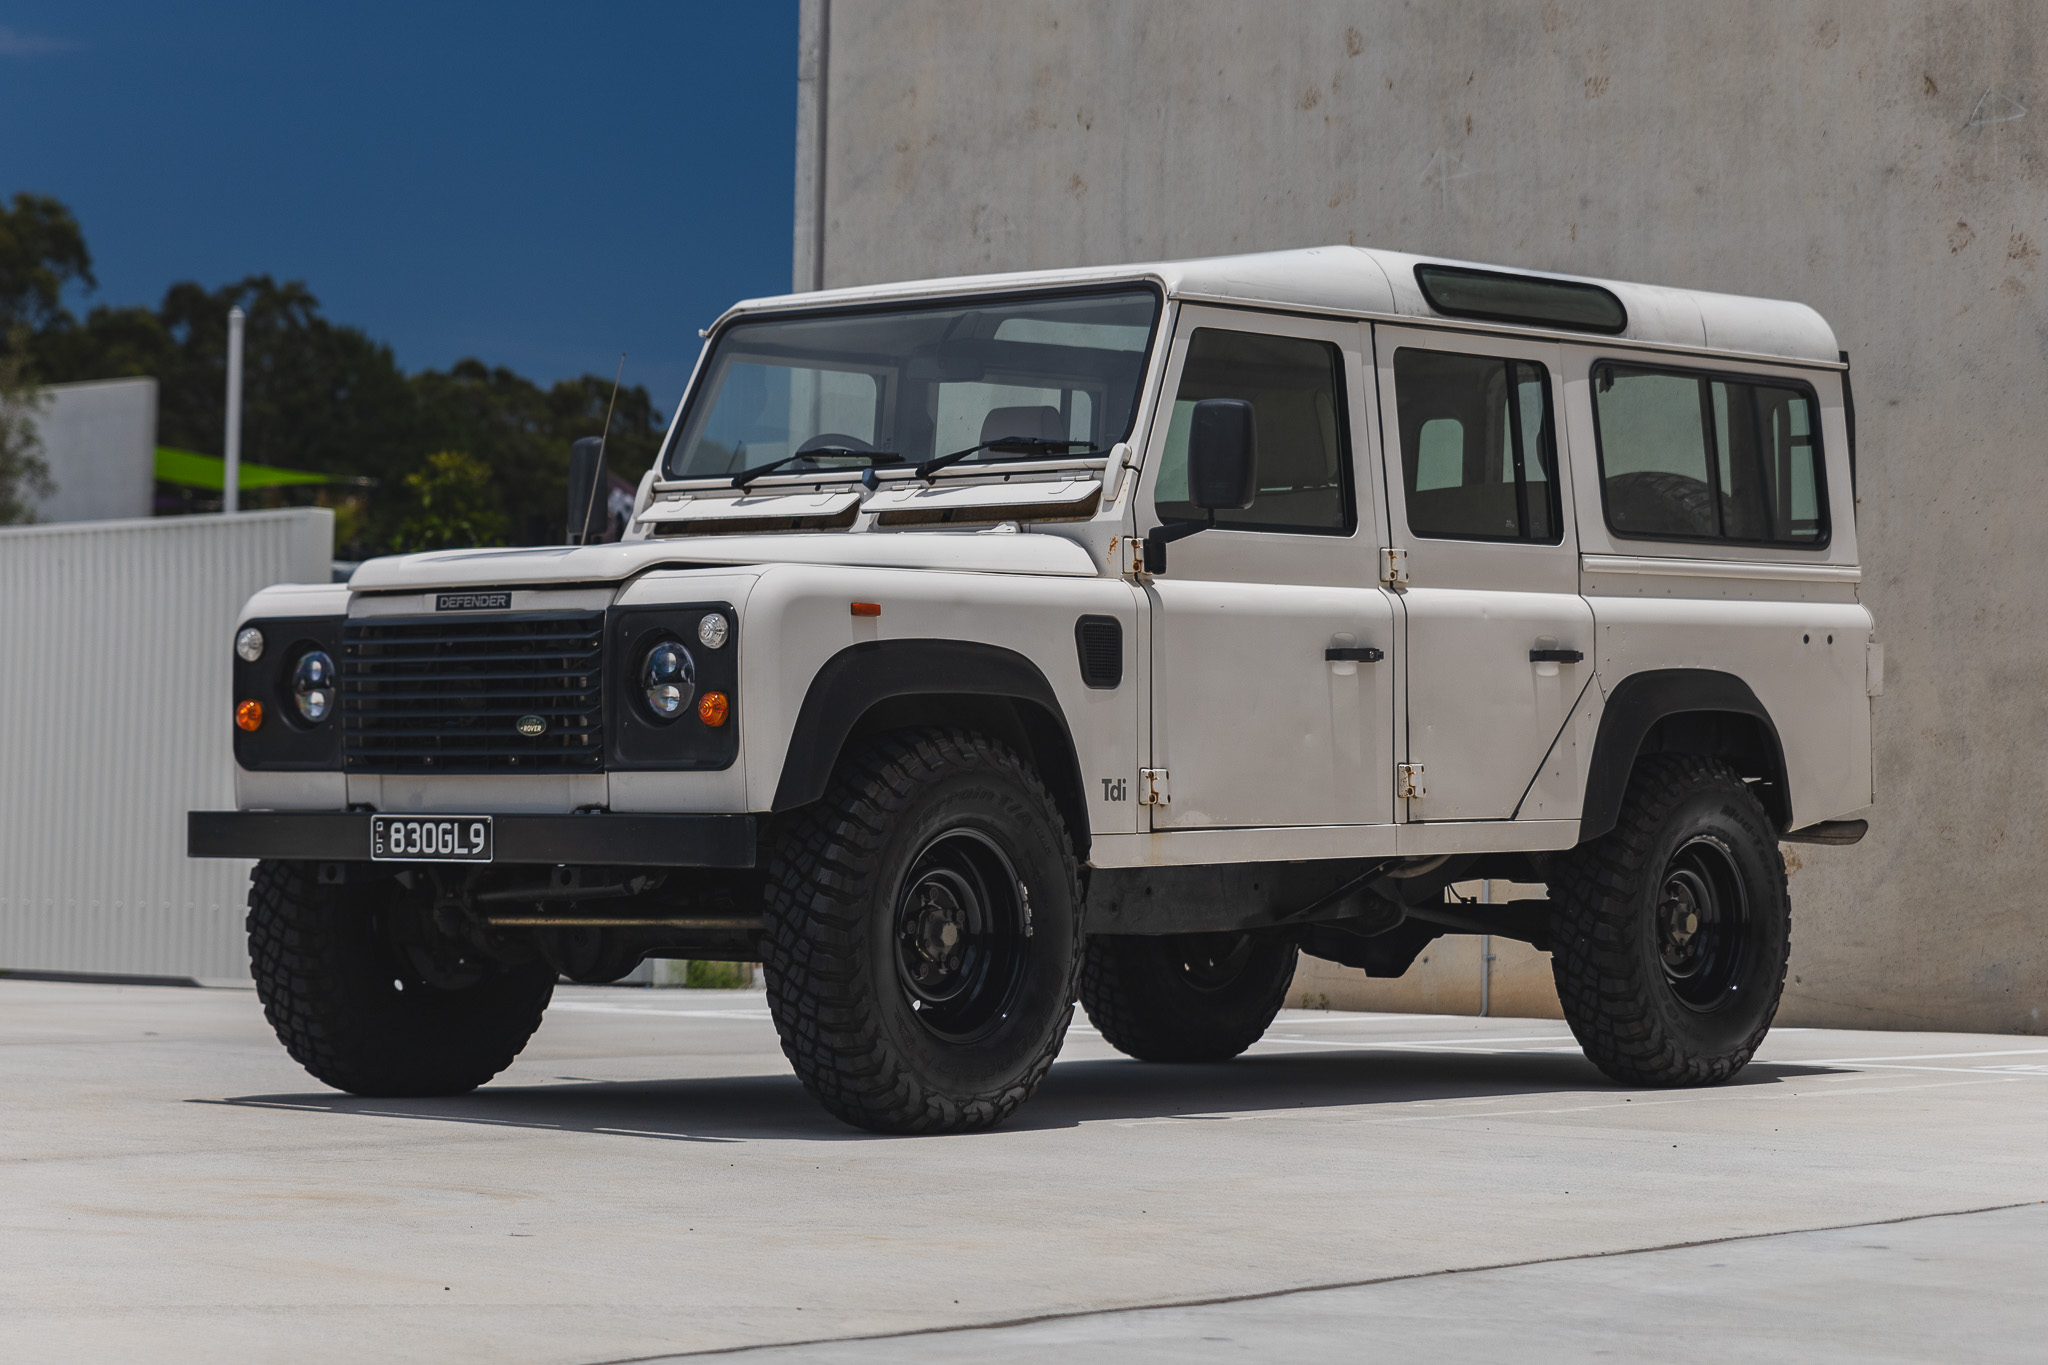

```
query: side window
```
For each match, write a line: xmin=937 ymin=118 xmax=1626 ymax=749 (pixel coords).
xmin=1593 ymin=362 xmax=1827 ymax=547
xmin=1155 ymin=328 xmax=1353 ymax=534
xmin=1392 ymin=348 xmax=1560 ymax=542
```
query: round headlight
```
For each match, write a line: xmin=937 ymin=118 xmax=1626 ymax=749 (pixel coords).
xmin=641 ymin=639 xmax=696 ymax=721
xmin=697 ymin=613 xmax=729 ymax=649
xmin=291 ymin=650 xmax=335 ymax=723
xmin=236 ymin=627 xmax=265 ymax=662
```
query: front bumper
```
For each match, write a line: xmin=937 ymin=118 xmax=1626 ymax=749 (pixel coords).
xmin=187 ymin=810 xmax=757 ymax=868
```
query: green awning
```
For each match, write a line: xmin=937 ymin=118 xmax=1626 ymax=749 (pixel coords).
xmin=154 ymin=446 xmax=342 ymax=491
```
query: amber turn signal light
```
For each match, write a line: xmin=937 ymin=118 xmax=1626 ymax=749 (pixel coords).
xmin=850 ymin=602 xmax=881 ymax=617
xmin=698 ymin=691 xmax=730 ymax=727
xmin=235 ymin=699 xmax=264 ymax=732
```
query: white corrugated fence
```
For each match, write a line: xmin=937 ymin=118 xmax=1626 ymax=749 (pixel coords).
xmin=0 ymin=509 xmax=333 ymax=980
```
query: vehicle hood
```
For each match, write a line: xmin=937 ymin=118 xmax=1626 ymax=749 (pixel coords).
xmin=344 ymin=531 xmax=1104 ymax=592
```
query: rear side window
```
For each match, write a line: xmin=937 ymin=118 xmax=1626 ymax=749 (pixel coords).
xmin=1593 ymin=362 xmax=1827 ymax=548
xmin=1155 ymin=328 xmax=1353 ymax=534
xmin=1393 ymin=348 xmax=1560 ymax=542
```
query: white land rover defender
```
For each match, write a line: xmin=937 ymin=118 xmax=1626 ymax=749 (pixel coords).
xmin=191 ymin=247 xmax=1876 ymax=1133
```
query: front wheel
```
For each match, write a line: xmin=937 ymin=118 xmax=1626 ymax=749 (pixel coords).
xmin=246 ymin=861 xmax=555 ymax=1096
xmin=760 ymin=729 xmax=1083 ymax=1133
xmin=1548 ymin=755 xmax=1790 ymax=1086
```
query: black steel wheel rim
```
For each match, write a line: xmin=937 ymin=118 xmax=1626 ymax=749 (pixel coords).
xmin=1168 ymin=932 xmax=1258 ymax=992
xmin=894 ymin=828 xmax=1029 ymax=1042
xmin=1654 ymin=834 xmax=1752 ymax=1011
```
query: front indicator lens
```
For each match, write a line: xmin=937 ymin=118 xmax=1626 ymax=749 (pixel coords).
xmin=698 ymin=691 xmax=729 ymax=727
xmin=291 ymin=650 xmax=336 ymax=723
xmin=641 ymin=639 xmax=696 ymax=721
xmin=236 ymin=699 xmax=264 ymax=732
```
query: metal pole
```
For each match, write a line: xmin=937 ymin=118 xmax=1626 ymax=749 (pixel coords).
xmin=223 ymin=306 xmax=245 ymax=513
xmin=1479 ymin=879 xmax=1493 ymax=1017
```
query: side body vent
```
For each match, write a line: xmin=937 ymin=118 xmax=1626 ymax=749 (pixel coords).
xmin=1075 ymin=615 xmax=1123 ymax=689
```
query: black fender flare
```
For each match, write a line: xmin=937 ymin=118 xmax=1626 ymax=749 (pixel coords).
xmin=1579 ymin=669 xmax=1789 ymax=844
xmin=769 ymin=638 xmax=1086 ymax=829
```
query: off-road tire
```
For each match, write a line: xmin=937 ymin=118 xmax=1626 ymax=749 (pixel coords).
xmin=1549 ymin=755 xmax=1790 ymax=1086
xmin=1081 ymin=931 xmax=1299 ymax=1062
xmin=760 ymin=729 xmax=1083 ymax=1134
xmin=247 ymin=860 xmax=555 ymax=1096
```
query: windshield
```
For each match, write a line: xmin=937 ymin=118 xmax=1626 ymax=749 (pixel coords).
xmin=664 ymin=287 xmax=1161 ymax=481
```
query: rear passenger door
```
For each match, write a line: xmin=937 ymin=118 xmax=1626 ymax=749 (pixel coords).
xmin=1373 ymin=326 xmax=1595 ymax=823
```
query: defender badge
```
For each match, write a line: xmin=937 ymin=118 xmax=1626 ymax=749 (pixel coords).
xmin=514 ymin=714 xmax=549 ymax=737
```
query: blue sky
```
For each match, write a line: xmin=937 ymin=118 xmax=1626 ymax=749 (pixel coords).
xmin=0 ymin=2 xmax=797 ymax=409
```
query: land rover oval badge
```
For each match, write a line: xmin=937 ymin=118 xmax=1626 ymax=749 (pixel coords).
xmin=514 ymin=714 xmax=548 ymax=737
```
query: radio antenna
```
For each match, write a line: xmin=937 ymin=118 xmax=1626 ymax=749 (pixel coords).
xmin=578 ymin=353 xmax=626 ymax=543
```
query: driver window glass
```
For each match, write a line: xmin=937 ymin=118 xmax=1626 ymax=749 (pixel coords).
xmin=1154 ymin=327 xmax=1353 ymax=534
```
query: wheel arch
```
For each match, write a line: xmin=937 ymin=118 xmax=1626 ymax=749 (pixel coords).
xmin=1580 ymin=669 xmax=1790 ymax=843
xmin=769 ymin=639 xmax=1091 ymax=857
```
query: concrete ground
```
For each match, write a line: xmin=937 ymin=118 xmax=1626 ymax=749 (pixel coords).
xmin=4 ymin=979 xmax=2044 ymax=1363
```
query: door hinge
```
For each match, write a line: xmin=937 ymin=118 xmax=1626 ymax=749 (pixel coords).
xmin=1139 ymin=767 xmax=1170 ymax=806
xmin=1397 ymin=762 xmax=1427 ymax=801
xmin=1380 ymin=546 xmax=1409 ymax=585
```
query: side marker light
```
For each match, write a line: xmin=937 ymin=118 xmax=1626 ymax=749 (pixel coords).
xmin=236 ymin=699 xmax=264 ymax=732
xmin=851 ymin=602 xmax=881 ymax=617
xmin=698 ymin=691 xmax=730 ymax=727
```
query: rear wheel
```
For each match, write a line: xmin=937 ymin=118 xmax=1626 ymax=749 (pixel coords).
xmin=1548 ymin=755 xmax=1790 ymax=1086
xmin=1081 ymin=930 xmax=1299 ymax=1063
xmin=246 ymin=860 xmax=554 ymax=1097
xmin=760 ymin=729 xmax=1082 ymax=1133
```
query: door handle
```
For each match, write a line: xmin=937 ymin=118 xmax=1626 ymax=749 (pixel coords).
xmin=1325 ymin=646 xmax=1384 ymax=663
xmin=1528 ymin=648 xmax=1584 ymax=663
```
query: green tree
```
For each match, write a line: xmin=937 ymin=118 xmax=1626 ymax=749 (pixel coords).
xmin=0 ymin=193 xmax=94 ymax=335
xmin=390 ymin=450 xmax=508 ymax=552
xmin=0 ymin=327 xmax=52 ymax=524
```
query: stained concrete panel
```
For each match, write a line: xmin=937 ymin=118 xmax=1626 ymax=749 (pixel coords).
xmin=807 ymin=0 xmax=2048 ymax=1034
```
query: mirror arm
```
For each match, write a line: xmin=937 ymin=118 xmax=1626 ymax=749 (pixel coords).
xmin=1142 ymin=511 xmax=1215 ymax=576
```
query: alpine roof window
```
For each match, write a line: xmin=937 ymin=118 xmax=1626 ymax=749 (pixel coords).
xmin=1416 ymin=264 xmax=1627 ymax=335
xmin=1592 ymin=361 xmax=1828 ymax=548
xmin=1393 ymin=348 xmax=1561 ymax=543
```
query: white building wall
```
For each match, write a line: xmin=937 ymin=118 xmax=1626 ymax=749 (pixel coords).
xmin=30 ymin=377 xmax=158 ymax=524
xmin=0 ymin=509 xmax=333 ymax=981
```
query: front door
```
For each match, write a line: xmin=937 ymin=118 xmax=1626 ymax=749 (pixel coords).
xmin=1138 ymin=307 xmax=1395 ymax=830
xmin=1372 ymin=324 xmax=1595 ymax=823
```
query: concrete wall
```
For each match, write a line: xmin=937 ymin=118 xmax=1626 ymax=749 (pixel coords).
xmin=0 ymin=509 xmax=333 ymax=982
xmin=30 ymin=377 xmax=157 ymax=524
xmin=805 ymin=0 xmax=2048 ymax=1033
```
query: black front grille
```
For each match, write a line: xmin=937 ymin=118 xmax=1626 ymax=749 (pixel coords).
xmin=342 ymin=611 xmax=605 ymax=773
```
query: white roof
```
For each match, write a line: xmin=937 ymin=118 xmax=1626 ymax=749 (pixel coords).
xmin=722 ymin=245 xmax=1839 ymax=367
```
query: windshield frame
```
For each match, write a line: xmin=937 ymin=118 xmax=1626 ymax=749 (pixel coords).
xmin=656 ymin=281 xmax=1168 ymax=488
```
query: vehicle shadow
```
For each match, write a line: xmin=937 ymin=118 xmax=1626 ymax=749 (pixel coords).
xmin=198 ymin=1047 xmax=1847 ymax=1144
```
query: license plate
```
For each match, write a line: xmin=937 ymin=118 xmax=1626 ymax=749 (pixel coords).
xmin=370 ymin=815 xmax=493 ymax=863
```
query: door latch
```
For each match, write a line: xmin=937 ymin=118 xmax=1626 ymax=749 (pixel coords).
xmin=1139 ymin=768 xmax=1170 ymax=806
xmin=1397 ymin=762 xmax=1427 ymax=801
xmin=1380 ymin=547 xmax=1409 ymax=585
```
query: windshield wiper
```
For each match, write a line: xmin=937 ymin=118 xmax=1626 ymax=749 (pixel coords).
xmin=730 ymin=448 xmax=903 ymax=490
xmin=913 ymin=438 xmax=1106 ymax=481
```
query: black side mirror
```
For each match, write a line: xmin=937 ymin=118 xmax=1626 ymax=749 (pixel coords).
xmin=1145 ymin=398 xmax=1257 ymax=574
xmin=1186 ymin=398 xmax=1257 ymax=510
xmin=566 ymin=436 xmax=605 ymax=545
